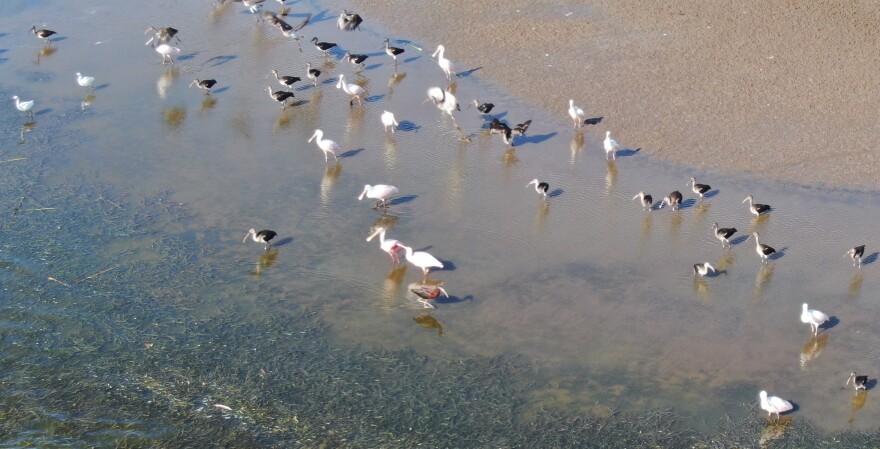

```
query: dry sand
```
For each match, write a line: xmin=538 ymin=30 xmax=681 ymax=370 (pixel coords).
xmin=340 ymin=0 xmax=880 ymax=191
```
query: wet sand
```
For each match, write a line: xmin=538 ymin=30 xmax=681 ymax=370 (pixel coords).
xmin=344 ymin=0 xmax=880 ymax=191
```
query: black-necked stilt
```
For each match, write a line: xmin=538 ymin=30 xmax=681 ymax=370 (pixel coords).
xmin=145 ymin=26 xmax=180 ymax=45
xmin=471 ymin=99 xmax=494 ymax=116
xmin=743 ymin=194 xmax=771 ymax=216
xmin=265 ymin=85 xmax=294 ymax=109
xmin=337 ymin=10 xmax=363 ymax=31
xmin=747 ymin=232 xmax=776 ymax=263
xmin=800 ymin=303 xmax=829 ymax=336
xmin=383 ymin=38 xmax=404 ymax=64
xmin=527 ymin=179 xmax=549 ymax=198
xmin=633 ymin=191 xmax=653 ymax=210
xmin=431 ymin=45 xmax=455 ymax=80
xmin=845 ymin=245 xmax=865 ymax=267
xmin=847 ymin=372 xmax=869 ymax=391
xmin=154 ymin=43 xmax=181 ymax=64
xmin=759 ymin=391 xmax=793 ymax=421
xmin=411 ymin=284 xmax=449 ymax=299
xmin=336 ymin=74 xmax=366 ymax=106
xmin=190 ymin=79 xmax=217 ymax=95
xmin=342 ymin=52 xmax=368 ymax=71
xmin=381 ymin=110 xmax=398 ymax=133
xmin=359 ymin=184 xmax=399 ymax=210
xmin=568 ymin=99 xmax=585 ymax=129
xmin=12 ymin=96 xmax=34 ymax=120
xmin=366 ymin=227 xmax=403 ymax=263
xmin=687 ymin=177 xmax=711 ymax=198
xmin=306 ymin=62 xmax=321 ymax=86
xmin=243 ymin=228 xmax=277 ymax=251
xmin=693 ymin=262 xmax=715 ymax=277
xmin=512 ymin=119 xmax=532 ymax=137
xmin=711 ymin=223 xmax=737 ymax=248
xmin=660 ymin=191 xmax=683 ymax=210
xmin=76 ymin=72 xmax=96 ymax=90
xmin=604 ymin=131 xmax=620 ymax=160
xmin=310 ymin=37 xmax=337 ymax=56
xmin=31 ymin=26 xmax=56 ymax=45
xmin=307 ymin=129 xmax=340 ymax=162
xmin=400 ymin=245 xmax=443 ymax=278
xmin=271 ymin=69 xmax=300 ymax=89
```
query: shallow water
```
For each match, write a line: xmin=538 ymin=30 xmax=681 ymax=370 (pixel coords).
xmin=2 ymin=0 xmax=880 ymax=445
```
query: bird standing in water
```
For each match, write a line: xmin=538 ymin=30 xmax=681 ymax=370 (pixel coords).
xmin=76 ymin=72 xmax=96 ymax=90
xmin=306 ymin=62 xmax=321 ymax=86
xmin=568 ymin=99 xmax=585 ymax=128
xmin=659 ymin=191 xmax=683 ymax=210
xmin=800 ymin=303 xmax=829 ymax=336
xmin=633 ymin=192 xmax=653 ymax=210
xmin=743 ymin=194 xmax=771 ymax=216
xmin=366 ymin=227 xmax=403 ymax=263
xmin=383 ymin=38 xmax=404 ymax=64
xmin=359 ymin=184 xmax=399 ymax=210
xmin=431 ymin=45 xmax=455 ymax=80
xmin=747 ymin=232 xmax=776 ymax=263
xmin=307 ymin=129 xmax=340 ymax=162
xmin=336 ymin=74 xmax=366 ymax=106
xmin=759 ymin=391 xmax=793 ymax=421
xmin=381 ymin=110 xmax=399 ymax=133
xmin=265 ymin=86 xmax=294 ymax=108
xmin=693 ymin=262 xmax=715 ymax=277
xmin=847 ymin=372 xmax=868 ymax=391
xmin=400 ymin=245 xmax=444 ymax=278
xmin=12 ymin=96 xmax=34 ymax=120
xmin=711 ymin=223 xmax=737 ymax=248
xmin=603 ymin=131 xmax=619 ymax=160
xmin=190 ymin=79 xmax=217 ymax=95
xmin=687 ymin=177 xmax=711 ymax=198
xmin=31 ymin=26 xmax=56 ymax=45
xmin=845 ymin=245 xmax=865 ymax=267
xmin=243 ymin=229 xmax=277 ymax=251
xmin=527 ymin=179 xmax=549 ymax=198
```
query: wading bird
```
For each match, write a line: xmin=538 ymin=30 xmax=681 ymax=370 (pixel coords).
xmin=759 ymin=391 xmax=793 ymax=421
xmin=633 ymin=192 xmax=653 ymax=210
xmin=400 ymin=245 xmax=443 ymax=278
xmin=31 ymin=26 xmax=56 ymax=45
xmin=310 ymin=37 xmax=337 ymax=56
xmin=381 ymin=110 xmax=399 ymax=133
xmin=411 ymin=284 xmax=449 ymax=299
xmin=847 ymin=372 xmax=868 ymax=391
xmin=568 ymin=99 xmax=585 ymax=129
xmin=265 ymin=86 xmax=294 ymax=108
xmin=336 ymin=74 xmax=366 ymax=105
xmin=337 ymin=10 xmax=363 ymax=31
xmin=358 ymin=184 xmax=399 ymax=210
xmin=603 ymin=130 xmax=619 ymax=160
xmin=747 ymin=232 xmax=776 ymax=263
xmin=512 ymin=119 xmax=532 ymax=137
xmin=800 ymin=303 xmax=829 ymax=336
xmin=845 ymin=245 xmax=865 ymax=267
xmin=76 ymin=72 xmax=96 ymax=90
xmin=426 ymin=87 xmax=459 ymax=123
xmin=366 ymin=227 xmax=402 ymax=263
xmin=471 ymin=99 xmax=494 ymax=117
xmin=383 ymin=38 xmax=404 ymax=64
xmin=431 ymin=45 xmax=455 ymax=80
xmin=711 ymin=223 xmax=737 ymax=248
xmin=154 ymin=43 xmax=181 ymax=64
xmin=235 ymin=0 xmax=265 ymax=15
xmin=190 ymin=79 xmax=217 ymax=95
xmin=307 ymin=129 xmax=340 ymax=162
xmin=687 ymin=177 xmax=711 ymax=198
xmin=342 ymin=52 xmax=368 ymax=72
xmin=243 ymin=228 xmax=277 ymax=251
xmin=489 ymin=118 xmax=513 ymax=146
xmin=743 ymin=194 xmax=771 ymax=216
xmin=693 ymin=262 xmax=716 ymax=277
xmin=527 ymin=179 xmax=549 ymax=198
xmin=306 ymin=62 xmax=321 ymax=86
xmin=271 ymin=69 xmax=300 ymax=90
xmin=145 ymin=26 xmax=180 ymax=45
xmin=280 ymin=14 xmax=311 ymax=42
xmin=659 ymin=191 xmax=683 ymax=210
xmin=12 ymin=96 xmax=34 ymax=120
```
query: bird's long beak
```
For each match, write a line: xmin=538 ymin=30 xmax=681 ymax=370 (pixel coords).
xmin=438 ymin=287 xmax=449 ymax=298
xmin=742 ymin=197 xmax=748 ymax=203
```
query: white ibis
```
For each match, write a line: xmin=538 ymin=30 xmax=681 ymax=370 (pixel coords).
xmin=687 ymin=177 xmax=711 ymax=198
xmin=271 ymin=69 xmax=300 ymax=90
xmin=359 ymin=184 xmax=399 ymax=210
xmin=337 ymin=10 xmax=363 ymax=31
xmin=343 ymin=52 xmax=368 ymax=72
xmin=633 ymin=192 xmax=653 ymax=210
xmin=743 ymin=195 xmax=771 ymax=216
xmin=659 ymin=191 xmax=683 ymax=210
xmin=76 ymin=72 xmax=96 ymax=90
xmin=307 ymin=129 xmax=340 ymax=163
xmin=603 ymin=131 xmax=619 ymax=160
xmin=30 ymin=26 xmax=56 ymax=45
xmin=366 ymin=227 xmax=402 ymax=263
xmin=243 ymin=228 xmax=277 ymax=251
xmin=265 ymin=86 xmax=294 ymax=109
xmin=306 ymin=62 xmax=321 ymax=86
xmin=145 ymin=26 xmax=180 ymax=45
xmin=845 ymin=245 xmax=865 ymax=267
xmin=431 ymin=45 xmax=455 ymax=80
xmin=527 ymin=179 xmax=549 ymax=198
xmin=336 ymin=74 xmax=366 ymax=106
xmin=800 ymin=303 xmax=829 ymax=336
xmin=400 ymin=245 xmax=443 ymax=277
xmin=747 ymin=232 xmax=776 ymax=263
xmin=711 ymin=223 xmax=737 ymax=248
xmin=189 ymin=79 xmax=217 ymax=95
xmin=381 ymin=110 xmax=399 ymax=133
xmin=310 ymin=37 xmax=337 ymax=56
xmin=154 ymin=43 xmax=181 ymax=64
xmin=847 ymin=372 xmax=868 ymax=391
xmin=759 ymin=391 xmax=793 ymax=421
xmin=383 ymin=38 xmax=404 ymax=64
xmin=568 ymin=99 xmax=585 ymax=129
xmin=12 ymin=96 xmax=35 ymax=119
xmin=693 ymin=262 xmax=715 ymax=277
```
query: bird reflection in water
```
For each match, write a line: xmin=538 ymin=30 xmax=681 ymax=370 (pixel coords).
xmin=715 ymin=251 xmax=735 ymax=272
xmin=668 ymin=210 xmax=683 ymax=236
xmin=81 ymin=94 xmax=96 ymax=111
xmin=320 ymin=163 xmax=342 ymax=207
xmin=383 ymin=134 xmax=397 ymax=170
xmin=569 ymin=132 xmax=585 ymax=165
xmin=308 ymin=89 xmax=323 ymax=113
xmin=157 ymin=67 xmax=179 ymax=99
xmin=799 ymin=333 xmax=828 ymax=369
xmin=387 ymin=71 xmax=406 ymax=98
xmin=693 ymin=276 xmax=709 ymax=298
xmin=692 ymin=200 xmax=711 ymax=220
xmin=35 ymin=45 xmax=57 ymax=65
xmin=346 ymin=101 xmax=365 ymax=131
xmin=759 ymin=418 xmax=791 ymax=449
xmin=413 ymin=314 xmax=444 ymax=336
xmin=848 ymin=271 xmax=863 ymax=300
xmin=19 ymin=121 xmax=36 ymax=144
xmin=274 ymin=108 xmax=295 ymax=132
xmin=200 ymin=96 xmax=217 ymax=113
xmin=371 ymin=213 xmax=399 ymax=231
xmin=535 ymin=200 xmax=550 ymax=230
xmin=605 ymin=160 xmax=617 ymax=194
xmin=162 ymin=106 xmax=186 ymax=130
xmin=380 ymin=265 xmax=408 ymax=306
xmin=848 ymin=390 xmax=868 ymax=425
xmin=639 ymin=212 xmax=653 ymax=245
xmin=753 ymin=264 xmax=774 ymax=300
xmin=503 ymin=147 xmax=518 ymax=166
xmin=748 ymin=213 xmax=771 ymax=232
xmin=250 ymin=249 xmax=279 ymax=276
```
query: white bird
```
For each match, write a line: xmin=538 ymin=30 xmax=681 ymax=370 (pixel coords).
xmin=307 ymin=129 xmax=339 ymax=162
xmin=800 ymin=303 xmax=829 ymax=336
xmin=759 ymin=391 xmax=793 ymax=420
xmin=358 ymin=184 xmax=399 ymax=210
xmin=568 ymin=99 xmax=585 ymax=128
xmin=12 ymin=96 xmax=34 ymax=119
xmin=154 ymin=43 xmax=181 ymax=64
xmin=400 ymin=245 xmax=443 ymax=277
xmin=603 ymin=131 xmax=619 ymax=160
xmin=381 ymin=110 xmax=399 ymax=133
xmin=431 ymin=45 xmax=455 ymax=80
xmin=426 ymin=86 xmax=459 ymax=123
xmin=693 ymin=262 xmax=715 ymax=277
xmin=76 ymin=72 xmax=96 ymax=90
xmin=366 ymin=227 xmax=402 ymax=263
xmin=336 ymin=74 xmax=366 ymax=106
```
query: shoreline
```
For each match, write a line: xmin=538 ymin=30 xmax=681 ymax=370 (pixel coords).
xmin=341 ymin=0 xmax=880 ymax=192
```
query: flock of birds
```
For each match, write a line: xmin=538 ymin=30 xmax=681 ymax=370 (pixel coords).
xmin=13 ymin=0 xmax=874 ymax=425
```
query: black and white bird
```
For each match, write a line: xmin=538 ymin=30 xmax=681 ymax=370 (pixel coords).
xmin=693 ymin=262 xmax=716 ymax=277
xmin=527 ymin=179 xmax=549 ymax=198
xmin=711 ymin=223 xmax=737 ymax=248
xmin=743 ymin=194 xmax=771 ymax=216
xmin=845 ymin=245 xmax=865 ymax=267
xmin=189 ymin=79 xmax=217 ymax=95
xmin=632 ymin=192 xmax=653 ymax=210
xmin=687 ymin=177 xmax=711 ymax=198
xmin=343 ymin=52 xmax=368 ymax=71
xmin=243 ymin=228 xmax=277 ymax=251
xmin=31 ymin=26 xmax=56 ymax=45
xmin=747 ymin=232 xmax=776 ymax=263
xmin=489 ymin=118 xmax=513 ymax=146
xmin=659 ymin=191 xmax=683 ymax=210
xmin=383 ymin=38 xmax=404 ymax=64
xmin=337 ymin=10 xmax=363 ymax=31
xmin=145 ymin=26 xmax=180 ymax=45
xmin=512 ymin=119 xmax=532 ymax=137
xmin=271 ymin=69 xmax=300 ymax=89
xmin=279 ymin=13 xmax=311 ymax=42
xmin=471 ymin=99 xmax=494 ymax=116
xmin=265 ymin=86 xmax=294 ymax=108
xmin=306 ymin=62 xmax=321 ymax=86
xmin=847 ymin=372 xmax=869 ymax=391
xmin=310 ymin=37 xmax=337 ymax=56
xmin=12 ymin=96 xmax=35 ymax=120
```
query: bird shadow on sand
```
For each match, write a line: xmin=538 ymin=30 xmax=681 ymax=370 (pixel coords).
xmin=584 ymin=116 xmax=603 ymax=126
xmin=616 ymin=147 xmax=641 ymax=158
xmin=365 ymin=94 xmax=385 ymax=103
xmin=272 ymin=237 xmax=294 ymax=247
xmin=212 ymin=86 xmax=231 ymax=94
xmin=204 ymin=54 xmax=237 ymax=67
xmin=516 ymin=132 xmax=556 ymax=146
xmin=861 ymin=252 xmax=879 ymax=265
xmin=338 ymin=148 xmax=364 ymax=158
xmin=178 ymin=52 xmax=199 ymax=61
xmin=547 ymin=189 xmax=564 ymax=198
xmin=435 ymin=294 xmax=473 ymax=306
xmin=768 ymin=247 xmax=788 ymax=261
xmin=396 ymin=120 xmax=420 ymax=132
xmin=455 ymin=67 xmax=482 ymax=78
xmin=729 ymin=235 xmax=750 ymax=246
xmin=387 ymin=195 xmax=418 ymax=207
xmin=819 ymin=316 xmax=840 ymax=332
